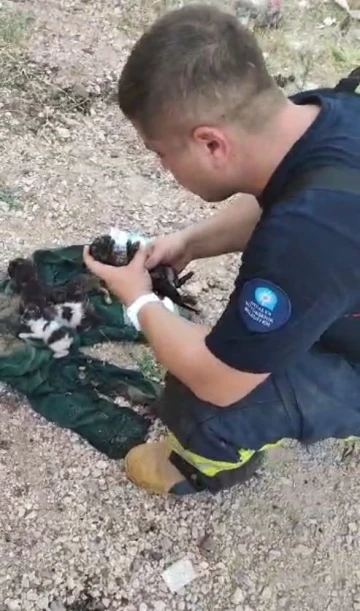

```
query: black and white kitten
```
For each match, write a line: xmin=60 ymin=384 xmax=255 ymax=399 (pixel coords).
xmin=19 ymin=305 xmax=74 ymax=359
xmin=8 ymin=257 xmax=101 ymax=357
xmin=18 ymin=300 xmax=99 ymax=358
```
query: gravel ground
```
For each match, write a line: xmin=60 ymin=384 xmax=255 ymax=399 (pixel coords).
xmin=1 ymin=0 xmax=360 ymax=609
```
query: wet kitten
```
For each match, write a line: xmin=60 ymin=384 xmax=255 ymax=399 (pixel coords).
xmin=19 ymin=305 xmax=74 ymax=359
xmin=18 ymin=299 xmax=99 ymax=358
xmin=89 ymin=233 xmax=199 ymax=313
xmin=7 ymin=257 xmax=101 ymax=357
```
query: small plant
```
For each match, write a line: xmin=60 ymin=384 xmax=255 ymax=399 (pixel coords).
xmin=0 ymin=186 xmax=21 ymax=210
xmin=0 ymin=3 xmax=34 ymax=47
xmin=331 ymin=45 xmax=360 ymax=70
xmin=138 ymin=350 xmax=165 ymax=382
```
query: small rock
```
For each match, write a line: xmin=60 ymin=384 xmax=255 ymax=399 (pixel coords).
xmin=159 ymin=537 xmax=172 ymax=552
xmin=49 ymin=602 xmax=66 ymax=611
xmin=56 ymin=127 xmax=71 ymax=139
xmin=26 ymin=591 xmax=37 ymax=602
xmin=269 ymin=549 xmax=281 ymax=558
xmin=21 ymin=575 xmax=30 ymax=589
xmin=6 ymin=601 xmax=20 ymax=611
xmin=323 ymin=16 xmax=336 ymax=26
xmin=187 ymin=282 xmax=203 ymax=296
xmin=295 ymin=544 xmax=313 ymax=557
xmin=18 ymin=506 xmax=26 ymax=518
xmin=305 ymin=82 xmax=319 ymax=90
xmin=0 ymin=201 xmax=10 ymax=212
xmin=37 ymin=596 xmax=49 ymax=609
xmin=152 ymin=602 xmax=166 ymax=611
xmin=232 ymin=587 xmax=245 ymax=604
xmin=72 ymin=83 xmax=90 ymax=99
xmin=348 ymin=522 xmax=358 ymax=533
xmin=199 ymin=533 xmax=216 ymax=553
xmin=138 ymin=604 xmax=148 ymax=611
xmin=261 ymin=586 xmax=272 ymax=600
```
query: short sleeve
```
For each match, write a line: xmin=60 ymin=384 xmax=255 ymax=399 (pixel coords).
xmin=205 ymin=211 xmax=350 ymax=374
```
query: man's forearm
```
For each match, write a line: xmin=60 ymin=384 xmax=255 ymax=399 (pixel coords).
xmin=137 ymin=301 xmax=268 ymax=405
xmin=184 ymin=194 xmax=261 ymax=261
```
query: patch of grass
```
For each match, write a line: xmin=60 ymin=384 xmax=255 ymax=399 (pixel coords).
xmin=0 ymin=54 xmax=97 ymax=133
xmin=340 ymin=437 xmax=360 ymax=462
xmin=0 ymin=186 xmax=21 ymax=210
xmin=330 ymin=45 xmax=360 ymax=70
xmin=0 ymin=5 xmax=98 ymax=134
xmin=137 ymin=350 xmax=165 ymax=383
xmin=0 ymin=3 xmax=34 ymax=47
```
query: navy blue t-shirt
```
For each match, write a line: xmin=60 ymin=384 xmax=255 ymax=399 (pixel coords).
xmin=205 ymin=89 xmax=360 ymax=374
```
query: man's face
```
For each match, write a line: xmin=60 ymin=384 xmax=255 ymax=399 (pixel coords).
xmin=138 ymin=122 xmax=248 ymax=203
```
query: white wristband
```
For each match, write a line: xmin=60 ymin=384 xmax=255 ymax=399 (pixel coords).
xmin=126 ymin=293 xmax=161 ymax=331
xmin=126 ymin=293 xmax=177 ymax=331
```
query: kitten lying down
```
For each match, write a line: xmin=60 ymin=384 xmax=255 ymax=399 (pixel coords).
xmin=7 ymin=257 xmax=103 ymax=359
xmin=18 ymin=302 xmax=90 ymax=359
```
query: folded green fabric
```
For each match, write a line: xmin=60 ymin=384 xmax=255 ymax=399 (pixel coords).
xmin=0 ymin=244 xmax=176 ymax=459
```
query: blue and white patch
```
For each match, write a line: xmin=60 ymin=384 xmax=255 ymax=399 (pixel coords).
xmin=239 ymin=279 xmax=291 ymax=333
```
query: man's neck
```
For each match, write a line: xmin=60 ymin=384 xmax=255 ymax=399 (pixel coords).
xmin=247 ymin=100 xmax=321 ymax=197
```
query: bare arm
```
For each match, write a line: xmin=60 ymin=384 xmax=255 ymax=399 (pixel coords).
xmin=138 ymin=301 xmax=268 ymax=405
xmin=184 ymin=194 xmax=261 ymax=261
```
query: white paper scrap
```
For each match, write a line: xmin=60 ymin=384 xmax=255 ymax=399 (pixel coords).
xmin=162 ymin=558 xmax=198 ymax=593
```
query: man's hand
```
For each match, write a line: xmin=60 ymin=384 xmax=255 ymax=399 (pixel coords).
xmin=83 ymin=245 xmax=152 ymax=307
xmin=145 ymin=230 xmax=193 ymax=272
xmin=83 ymin=246 xmax=267 ymax=405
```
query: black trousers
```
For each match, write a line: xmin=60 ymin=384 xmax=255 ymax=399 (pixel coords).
xmin=155 ymin=346 xmax=360 ymax=493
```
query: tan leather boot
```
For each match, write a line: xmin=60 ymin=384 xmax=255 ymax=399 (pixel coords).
xmin=124 ymin=438 xmax=200 ymax=495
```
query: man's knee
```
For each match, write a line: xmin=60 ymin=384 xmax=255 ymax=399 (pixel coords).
xmin=153 ymin=372 xmax=291 ymax=493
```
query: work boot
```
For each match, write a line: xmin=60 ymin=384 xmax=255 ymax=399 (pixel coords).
xmin=124 ymin=439 xmax=205 ymax=496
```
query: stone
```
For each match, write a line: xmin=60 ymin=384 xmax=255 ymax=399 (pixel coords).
xmin=232 ymin=588 xmax=245 ymax=604
xmin=261 ymin=587 xmax=272 ymax=600
xmin=56 ymin=127 xmax=71 ymax=140
xmin=295 ymin=544 xmax=313 ymax=557
xmin=72 ymin=84 xmax=90 ymax=99
xmin=26 ymin=591 xmax=38 ymax=602
xmin=49 ymin=602 xmax=66 ymax=611
xmin=37 ymin=596 xmax=49 ymax=609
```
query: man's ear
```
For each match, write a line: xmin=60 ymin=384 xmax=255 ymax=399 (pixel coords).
xmin=192 ymin=126 xmax=230 ymax=163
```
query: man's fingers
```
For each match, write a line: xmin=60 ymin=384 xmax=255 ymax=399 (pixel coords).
xmin=130 ymin=246 xmax=148 ymax=269
xmin=83 ymin=245 xmax=113 ymax=279
xmin=144 ymin=245 xmax=161 ymax=270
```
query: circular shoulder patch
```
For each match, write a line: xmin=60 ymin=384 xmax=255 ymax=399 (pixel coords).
xmin=238 ymin=278 xmax=291 ymax=333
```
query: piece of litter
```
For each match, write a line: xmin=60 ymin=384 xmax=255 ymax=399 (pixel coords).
xmin=323 ymin=16 xmax=337 ymax=25
xmin=333 ymin=0 xmax=360 ymax=18
xmin=161 ymin=558 xmax=198 ymax=593
xmin=333 ymin=0 xmax=350 ymax=10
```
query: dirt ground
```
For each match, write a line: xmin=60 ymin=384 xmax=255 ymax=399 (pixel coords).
xmin=1 ymin=0 xmax=360 ymax=610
